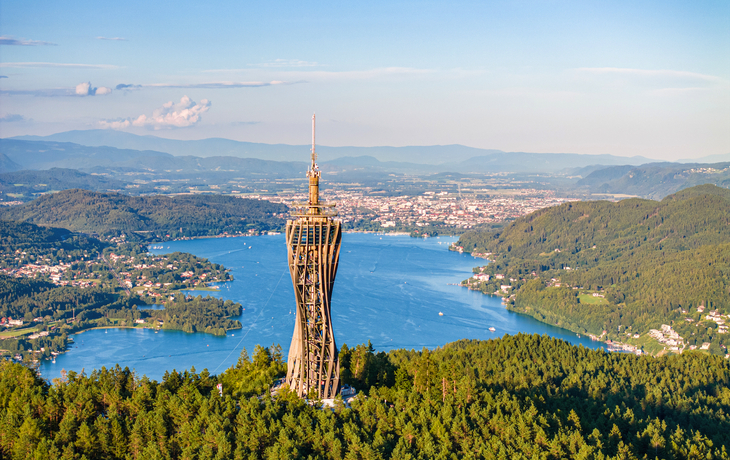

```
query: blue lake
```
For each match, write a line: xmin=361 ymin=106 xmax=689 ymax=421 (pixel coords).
xmin=40 ymin=233 xmax=607 ymax=380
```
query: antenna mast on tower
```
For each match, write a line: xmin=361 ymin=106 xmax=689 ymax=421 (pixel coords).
xmin=311 ymin=114 xmax=317 ymax=166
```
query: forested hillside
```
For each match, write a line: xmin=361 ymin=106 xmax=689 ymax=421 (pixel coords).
xmin=0 ymin=220 xmax=107 ymax=267
xmin=2 ymin=335 xmax=729 ymax=459
xmin=456 ymin=184 xmax=730 ymax=354
xmin=575 ymin=162 xmax=730 ymax=199
xmin=0 ymin=189 xmax=287 ymax=238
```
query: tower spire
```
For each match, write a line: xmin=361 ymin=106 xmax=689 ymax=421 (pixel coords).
xmin=311 ymin=113 xmax=316 ymax=167
xmin=307 ymin=113 xmax=320 ymax=211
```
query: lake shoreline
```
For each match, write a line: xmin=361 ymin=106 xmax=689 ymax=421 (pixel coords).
xmin=40 ymin=233 xmax=612 ymax=381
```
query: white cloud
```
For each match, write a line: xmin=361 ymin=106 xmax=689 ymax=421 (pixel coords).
xmin=75 ymin=81 xmax=112 ymax=96
xmin=98 ymin=119 xmax=131 ymax=129
xmin=99 ymin=96 xmax=211 ymax=130
xmin=96 ymin=36 xmax=128 ymax=41
xmin=0 ymin=62 xmax=119 ymax=69
xmin=0 ymin=36 xmax=56 ymax=46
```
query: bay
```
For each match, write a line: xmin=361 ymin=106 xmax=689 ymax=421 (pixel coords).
xmin=40 ymin=233 xmax=608 ymax=381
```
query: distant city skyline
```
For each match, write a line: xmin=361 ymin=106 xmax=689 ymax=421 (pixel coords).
xmin=0 ymin=0 xmax=728 ymax=161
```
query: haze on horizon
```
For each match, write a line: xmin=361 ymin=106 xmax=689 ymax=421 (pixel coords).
xmin=0 ymin=0 xmax=728 ymax=162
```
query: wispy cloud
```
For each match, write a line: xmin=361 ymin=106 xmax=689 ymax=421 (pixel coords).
xmin=0 ymin=76 xmax=7 ymax=79
xmin=0 ymin=62 xmax=119 ymax=69
xmin=1 ymin=81 xmax=113 ymax=97
xmin=230 ymin=121 xmax=260 ymax=126
xmin=0 ymin=88 xmax=73 ymax=97
xmin=254 ymin=59 xmax=320 ymax=68
xmin=199 ymin=66 xmax=479 ymax=86
xmin=99 ymin=96 xmax=211 ymax=130
xmin=575 ymin=67 xmax=723 ymax=83
xmin=96 ymin=36 xmax=128 ymax=41
xmin=115 ymin=80 xmax=295 ymax=90
xmin=286 ymin=66 xmax=437 ymax=82
xmin=0 ymin=36 xmax=57 ymax=46
xmin=0 ymin=114 xmax=27 ymax=122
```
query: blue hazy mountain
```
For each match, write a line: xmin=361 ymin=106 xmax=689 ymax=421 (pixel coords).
xmin=11 ymin=129 xmax=654 ymax=170
xmin=0 ymin=139 xmax=307 ymax=176
xmin=678 ymin=152 xmax=730 ymax=163
xmin=0 ymin=153 xmax=22 ymax=173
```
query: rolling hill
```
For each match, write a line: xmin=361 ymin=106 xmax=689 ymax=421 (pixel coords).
xmin=457 ymin=184 xmax=730 ymax=354
xmin=0 ymin=189 xmax=287 ymax=238
xmin=576 ymin=162 xmax=730 ymax=199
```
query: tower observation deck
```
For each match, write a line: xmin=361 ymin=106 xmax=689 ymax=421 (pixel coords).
xmin=285 ymin=114 xmax=342 ymax=399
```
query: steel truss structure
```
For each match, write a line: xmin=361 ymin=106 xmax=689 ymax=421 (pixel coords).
xmin=285 ymin=114 xmax=342 ymax=399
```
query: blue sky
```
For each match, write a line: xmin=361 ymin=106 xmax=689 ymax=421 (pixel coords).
xmin=1 ymin=0 xmax=728 ymax=160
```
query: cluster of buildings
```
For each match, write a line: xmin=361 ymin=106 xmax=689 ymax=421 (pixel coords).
xmin=606 ymin=339 xmax=643 ymax=355
xmin=703 ymin=310 xmax=728 ymax=334
xmin=648 ymin=324 xmax=685 ymax=352
xmin=107 ymin=253 xmax=224 ymax=295
xmin=0 ymin=317 xmax=25 ymax=327
xmin=0 ymin=262 xmax=69 ymax=283
xmin=0 ymin=261 xmax=93 ymax=288
xmin=265 ymin=189 xmax=575 ymax=230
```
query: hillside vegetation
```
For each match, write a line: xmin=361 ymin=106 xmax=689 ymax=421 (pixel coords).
xmin=575 ymin=162 xmax=730 ymax=200
xmin=0 ymin=189 xmax=287 ymax=238
xmin=0 ymin=220 xmax=107 ymax=268
xmin=2 ymin=335 xmax=729 ymax=459
xmin=457 ymin=184 xmax=730 ymax=353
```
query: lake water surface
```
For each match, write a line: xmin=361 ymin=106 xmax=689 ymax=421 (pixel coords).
xmin=40 ymin=233 xmax=607 ymax=380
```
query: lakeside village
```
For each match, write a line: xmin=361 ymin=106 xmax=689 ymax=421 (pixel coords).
xmin=0 ymin=249 xmax=230 ymax=299
xmin=457 ymin=257 xmax=730 ymax=358
xmin=0 ymin=246 xmax=233 ymax=363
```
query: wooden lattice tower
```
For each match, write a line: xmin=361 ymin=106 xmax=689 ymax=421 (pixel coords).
xmin=285 ymin=114 xmax=342 ymax=399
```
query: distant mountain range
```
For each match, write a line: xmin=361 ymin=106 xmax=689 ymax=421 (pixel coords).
xmin=0 ymin=139 xmax=307 ymax=177
xmin=678 ymin=153 xmax=730 ymax=164
xmin=3 ymin=131 xmax=730 ymax=201
xmin=10 ymin=129 xmax=655 ymax=171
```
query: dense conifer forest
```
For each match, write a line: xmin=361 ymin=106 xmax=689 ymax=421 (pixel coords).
xmin=456 ymin=185 xmax=730 ymax=353
xmin=1 ymin=335 xmax=729 ymax=459
xmin=0 ymin=189 xmax=287 ymax=239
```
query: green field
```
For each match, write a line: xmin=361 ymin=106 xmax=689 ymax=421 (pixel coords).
xmin=578 ymin=293 xmax=609 ymax=305
xmin=0 ymin=326 xmax=40 ymax=339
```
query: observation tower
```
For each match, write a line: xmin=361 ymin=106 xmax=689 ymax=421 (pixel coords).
xmin=285 ymin=114 xmax=342 ymax=399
